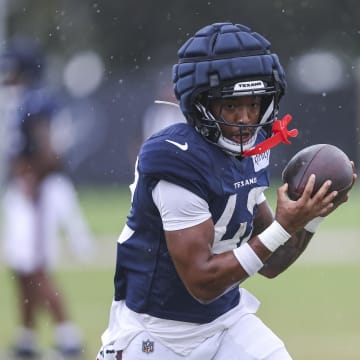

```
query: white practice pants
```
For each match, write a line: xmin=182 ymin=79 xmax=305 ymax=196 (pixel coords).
xmin=97 ymin=313 xmax=292 ymax=360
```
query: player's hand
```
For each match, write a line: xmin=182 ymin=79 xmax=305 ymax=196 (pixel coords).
xmin=328 ymin=161 xmax=357 ymax=211
xmin=275 ymin=174 xmax=337 ymax=234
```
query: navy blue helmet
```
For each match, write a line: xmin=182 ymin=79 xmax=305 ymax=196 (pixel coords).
xmin=173 ymin=22 xmax=286 ymax=156
xmin=0 ymin=37 xmax=44 ymax=84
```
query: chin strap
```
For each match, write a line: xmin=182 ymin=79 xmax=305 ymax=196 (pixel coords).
xmin=242 ymin=114 xmax=299 ymax=157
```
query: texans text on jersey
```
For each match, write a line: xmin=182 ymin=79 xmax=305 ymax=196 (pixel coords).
xmin=234 ymin=177 xmax=257 ymax=189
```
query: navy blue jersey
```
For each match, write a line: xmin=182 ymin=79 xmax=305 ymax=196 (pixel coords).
xmin=114 ymin=123 xmax=271 ymax=324
xmin=12 ymin=87 xmax=60 ymax=158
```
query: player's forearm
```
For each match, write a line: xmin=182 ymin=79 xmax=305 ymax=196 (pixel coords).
xmin=192 ymin=228 xmax=312 ymax=302
xmin=258 ymin=229 xmax=314 ymax=278
xmin=183 ymin=224 xmax=305 ymax=303
xmin=184 ymin=239 xmax=272 ymax=304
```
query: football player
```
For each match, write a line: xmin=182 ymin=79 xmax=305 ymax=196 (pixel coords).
xmin=97 ymin=23 xmax=356 ymax=359
xmin=0 ymin=37 xmax=94 ymax=358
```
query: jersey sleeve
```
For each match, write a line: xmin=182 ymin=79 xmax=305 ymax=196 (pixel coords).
xmin=152 ymin=180 xmax=211 ymax=231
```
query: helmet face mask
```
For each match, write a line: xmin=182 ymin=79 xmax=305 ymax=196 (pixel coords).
xmin=192 ymin=78 xmax=279 ymax=156
xmin=173 ymin=22 xmax=286 ymax=156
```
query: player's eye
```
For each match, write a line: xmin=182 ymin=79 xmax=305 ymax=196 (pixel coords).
xmin=250 ymin=102 xmax=260 ymax=111
xmin=224 ymin=103 xmax=236 ymax=111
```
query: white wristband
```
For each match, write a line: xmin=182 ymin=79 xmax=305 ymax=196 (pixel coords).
xmin=258 ymin=220 xmax=291 ymax=252
xmin=304 ymin=217 xmax=324 ymax=233
xmin=233 ymin=242 xmax=264 ymax=276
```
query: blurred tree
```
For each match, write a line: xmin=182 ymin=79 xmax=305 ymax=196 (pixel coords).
xmin=5 ymin=0 xmax=360 ymax=71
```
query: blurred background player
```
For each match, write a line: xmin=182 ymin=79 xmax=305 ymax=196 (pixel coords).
xmin=141 ymin=65 xmax=186 ymax=141
xmin=0 ymin=37 xmax=95 ymax=358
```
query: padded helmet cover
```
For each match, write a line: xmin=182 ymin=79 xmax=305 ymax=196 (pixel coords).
xmin=173 ymin=22 xmax=286 ymax=124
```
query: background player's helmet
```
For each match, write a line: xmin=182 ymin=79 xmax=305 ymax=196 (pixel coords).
xmin=173 ymin=22 xmax=286 ymax=156
xmin=0 ymin=37 xmax=44 ymax=85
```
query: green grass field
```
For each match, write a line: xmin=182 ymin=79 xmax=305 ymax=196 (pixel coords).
xmin=1 ymin=182 xmax=359 ymax=359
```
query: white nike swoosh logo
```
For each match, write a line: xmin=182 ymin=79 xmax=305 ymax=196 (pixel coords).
xmin=165 ymin=139 xmax=189 ymax=151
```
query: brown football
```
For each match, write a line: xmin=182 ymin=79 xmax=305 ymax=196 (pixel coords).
xmin=282 ymin=144 xmax=353 ymax=201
